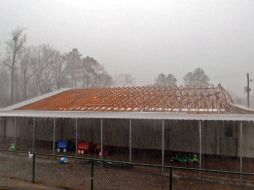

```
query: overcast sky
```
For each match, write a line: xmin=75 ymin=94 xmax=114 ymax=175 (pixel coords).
xmin=0 ymin=0 xmax=254 ymax=97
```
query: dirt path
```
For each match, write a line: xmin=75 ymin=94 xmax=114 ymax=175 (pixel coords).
xmin=0 ymin=176 xmax=64 ymax=190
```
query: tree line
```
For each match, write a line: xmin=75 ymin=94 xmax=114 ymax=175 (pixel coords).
xmin=0 ymin=27 xmax=137 ymax=106
xmin=154 ymin=67 xmax=210 ymax=88
xmin=0 ymin=27 xmax=210 ymax=107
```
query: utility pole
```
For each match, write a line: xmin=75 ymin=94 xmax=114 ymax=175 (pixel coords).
xmin=246 ymin=73 xmax=251 ymax=108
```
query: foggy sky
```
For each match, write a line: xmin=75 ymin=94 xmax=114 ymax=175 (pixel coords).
xmin=0 ymin=0 xmax=254 ymax=97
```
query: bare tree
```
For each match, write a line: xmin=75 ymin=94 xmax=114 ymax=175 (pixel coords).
xmin=19 ymin=47 xmax=34 ymax=99
xmin=80 ymin=57 xmax=96 ymax=88
xmin=87 ymin=58 xmax=112 ymax=87
xmin=0 ymin=31 xmax=114 ymax=107
xmin=183 ymin=68 xmax=210 ymax=87
xmin=77 ymin=56 xmax=112 ymax=88
xmin=95 ymin=72 xmax=113 ymax=87
xmin=17 ymin=45 xmax=68 ymax=98
xmin=51 ymin=51 xmax=68 ymax=89
xmin=113 ymin=74 xmax=135 ymax=87
xmin=6 ymin=27 xmax=26 ymax=103
xmin=38 ymin=45 xmax=58 ymax=94
xmin=66 ymin=49 xmax=82 ymax=88
xmin=0 ymin=65 xmax=10 ymax=106
xmin=154 ymin=73 xmax=177 ymax=88
xmin=166 ymin=74 xmax=177 ymax=88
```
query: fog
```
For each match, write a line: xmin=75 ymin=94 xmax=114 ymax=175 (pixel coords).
xmin=0 ymin=0 xmax=254 ymax=98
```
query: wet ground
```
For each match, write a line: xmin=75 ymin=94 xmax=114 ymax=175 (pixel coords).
xmin=0 ymin=152 xmax=253 ymax=190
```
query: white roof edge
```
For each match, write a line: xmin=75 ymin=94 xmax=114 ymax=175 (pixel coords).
xmin=1 ymin=88 xmax=71 ymax=111
xmin=0 ymin=110 xmax=254 ymax=121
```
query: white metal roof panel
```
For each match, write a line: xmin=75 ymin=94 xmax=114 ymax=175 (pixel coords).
xmin=2 ymin=88 xmax=70 ymax=111
xmin=0 ymin=110 xmax=254 ymax=121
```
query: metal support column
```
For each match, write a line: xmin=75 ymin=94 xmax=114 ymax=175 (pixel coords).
xmin=2 ymin=117 xmax=6 ymax=140
xmin=240 ymin=121 xmax=243 ymax=185
xmin=14 ymin=117 xmax=17 ymax=143
xmin=53 ymin=118 xmax=56 ymax=155
xmin=162 ymin=120 xmax=165 ymax=173
xmin=129 ymin=119 xmax=132 ymax=163
xmin=75 ymin=118 xmax=78 ymax=157
xmin=247 ymin=73 xmax=250 ymax=108
xmin=0 ymin=117 xmax=3 ymax=137
xmin=3 ymin=117 xmax=6 ymax=140
xmin=100 ymin=119 xmax=103 ymax=160
xmin=0 ymin=117 xmax=4 ymax=138
xmin=199 ymin=120 xmax=202 ymax=173
xmin=32 ymin=118 xmax=36 ymax=153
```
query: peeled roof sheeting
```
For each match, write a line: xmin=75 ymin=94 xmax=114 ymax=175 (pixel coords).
xmin=15 ymin=84 xmax=254 ymax=114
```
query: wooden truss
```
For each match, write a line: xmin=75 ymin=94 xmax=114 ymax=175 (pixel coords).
xmin=18 ymin=84 xmax=248 ymax=113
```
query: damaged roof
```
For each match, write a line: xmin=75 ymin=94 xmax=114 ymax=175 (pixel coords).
xmin=9 ymin=84 xmax=253 ymax=114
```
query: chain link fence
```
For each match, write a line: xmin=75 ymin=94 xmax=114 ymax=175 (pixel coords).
xmin=0 ymin=150 xmax=253 ymax=189
xmin=1 ymin=117 xmax=254 ymax=189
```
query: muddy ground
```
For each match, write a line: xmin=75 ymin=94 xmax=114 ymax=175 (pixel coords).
xmin=0 ymin=152 xmax=253 ymax=190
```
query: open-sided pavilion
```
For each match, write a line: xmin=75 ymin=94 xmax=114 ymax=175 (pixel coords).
xmin=0 ymin=85 xmax=254 ymax=174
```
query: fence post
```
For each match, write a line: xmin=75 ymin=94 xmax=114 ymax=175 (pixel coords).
xmin=32 ymin=153 xmax=35 ymax=183
xmin=169 ymin=167 xmax=173 ymax=190
xmin=100 ymin=119 xmax=103 ymax=160
xmin=91 ymin=159 xmax=94 ymax=190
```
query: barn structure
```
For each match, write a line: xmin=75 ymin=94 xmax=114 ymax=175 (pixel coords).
xmin=0 ymin=84 xmax=254 ymax=172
